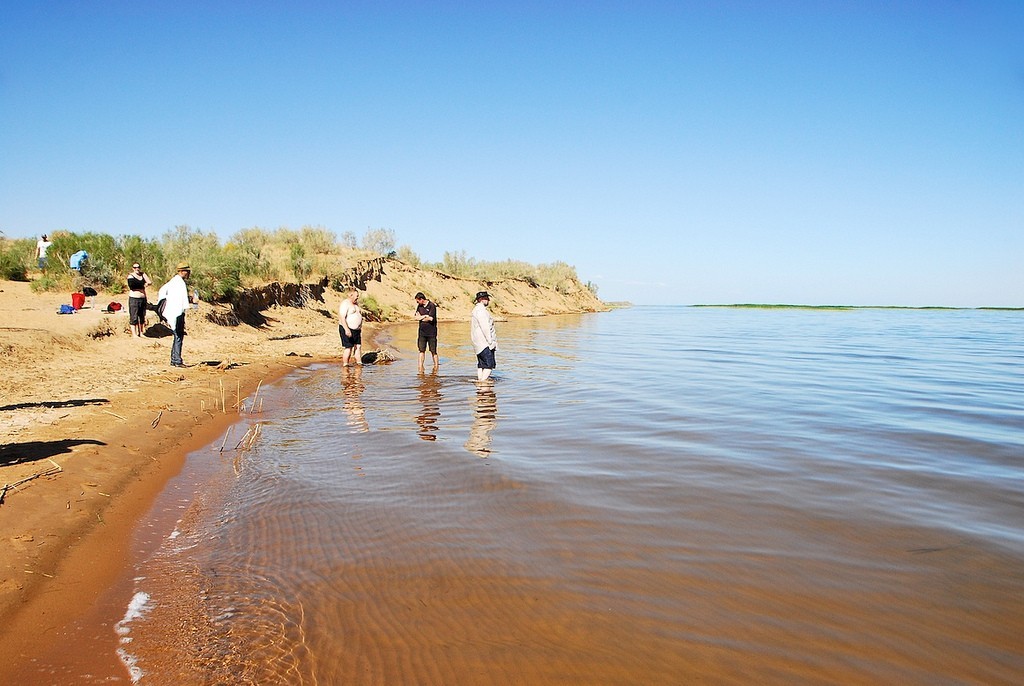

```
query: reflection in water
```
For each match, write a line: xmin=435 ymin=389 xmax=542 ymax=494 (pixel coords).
xmin=340 ymin=366 xmax=368 ymax=432
xmin=464 ymin=382 xmax=497 ymax=457
xmin=415 ymin=371 xmax=442 ymax=441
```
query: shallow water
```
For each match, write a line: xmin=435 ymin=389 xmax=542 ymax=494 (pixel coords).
xmin=41 ymin=307 xmax=1024 ymax=683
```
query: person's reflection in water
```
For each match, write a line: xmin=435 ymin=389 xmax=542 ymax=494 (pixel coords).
xmin=341 ymin=365 xmax=369 ymax=432
xmin=416 ymin=370 xmax=442 ymax=441
xmin=464 ymin=382 xmax=497 ymax=457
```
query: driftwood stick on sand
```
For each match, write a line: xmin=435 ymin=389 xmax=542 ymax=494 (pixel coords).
xmin=230 ymin=422 xmax=264 ymax=451
xmin=219 ymin=425 xmax=233 ymax=453
xmin=250 ymin=379 xmax=264 ymax=414
xmin=103 ymin=410 xmax=127 ymax=421
xmin=1 ymin=460 xmax=63 ymax=505
xmin=233 ymin=425 xmax=255 ymax=451
xmin=151 ymin=410 xmax=163 ymax=428
xmin=247 ymin=422 xmax=263 ymax=449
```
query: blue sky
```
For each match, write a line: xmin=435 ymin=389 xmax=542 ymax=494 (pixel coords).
xmin=2 ymin=2 xmax=1021 ymax=306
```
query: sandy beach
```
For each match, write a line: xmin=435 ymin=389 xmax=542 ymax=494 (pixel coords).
xmin=0 ymin=268 xmax=606 ymax=677
xmin=0 ymin=281 xmax=341 ymax=672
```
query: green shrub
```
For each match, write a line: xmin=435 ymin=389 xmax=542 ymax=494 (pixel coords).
xmin=422 ymin=253 xmax=582 ymax=290
xmin=187 ymin=255 xmax=243 ymax=302
xmin=395 ymin=244 xmax=422 ymax=267
xmin=361 ymin=227 xmax=396 ymax=255
xmin=161 ymin=225 xmax=239 ymax=299
xmin=225 ymin=228 xmax=274 ymax=283
xmin=31 ymin=231 xmax=165 ymax=293
xmin=340 ymin=231 xmax=358 ymax=249
xmin=290 ymin=243 xmax=312 ymax=282
xmin=360 ymin=294 xmax=383 ymax=320
xmin=120 ymin=235 xmax=167 ymax=278
xmin=434 ymin=250 xmax=476 ymax=277
xmin=0 ymin=238 xmax=31 ymax=280
xmin=30 ymin=275 xmax=61 ymax=293
xmin=10 ymin=225 xmax=601 ymax=302
xmin=230 ymin=227 xmax=272 ymax=253
xmin=300 ymin=225 xmax=338 ymax=254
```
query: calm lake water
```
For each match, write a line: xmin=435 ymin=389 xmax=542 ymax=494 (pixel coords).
xmin=41 ymin=307 xmax=1024 ymax=683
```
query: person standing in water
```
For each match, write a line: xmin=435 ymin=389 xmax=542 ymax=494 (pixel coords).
xmin=414 ymin=291 xmax=439 ymax=372
xmin=470 ymin=291 xmax=497 ymax=382
xmin=338 ymin=289 xmax=364 ymax=367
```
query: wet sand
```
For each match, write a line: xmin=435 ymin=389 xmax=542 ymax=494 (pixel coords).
xmin=0 ymin=357 xmax=319 ymax=680
xmin=0 ymin=279 xmax=362 ymax=680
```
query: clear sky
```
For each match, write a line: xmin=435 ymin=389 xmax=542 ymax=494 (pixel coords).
xmin=2 ymin=2 xmax=1021 ymax=306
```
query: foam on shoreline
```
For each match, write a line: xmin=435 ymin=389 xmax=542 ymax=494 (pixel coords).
xmin=115 ymin=590 xmax=153 ymax=683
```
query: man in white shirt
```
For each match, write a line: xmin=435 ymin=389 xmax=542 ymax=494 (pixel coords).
xmin=338 ymin=289 xmax=364 ymax=367
xmin=158 ymin=263 xmax=193 ymax=367
xmin=36 ymin=234 xmax=52 ymax=271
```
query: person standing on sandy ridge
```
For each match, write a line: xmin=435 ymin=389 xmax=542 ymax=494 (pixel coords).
xmin=126 ymin=262 xmax=153 ymax=338
xmin=414 ymin=291 xmax=439 ymax=372
xmin=36 ymin=234 xmax=52 ymax=271
xmin=339 ymin=289 xmax=364 ymax=367
xmin=158 ymin=263 xmax=193 ymax=368
xmin=470 ymin=291 xmax=497 ymax=382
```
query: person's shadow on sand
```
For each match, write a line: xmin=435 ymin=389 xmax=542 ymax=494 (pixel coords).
xmin=0 ymin=398 xmax=109 ymax=412
xmin=0 ymin=439 xmax=106 ymax=467
xmin=143 ymin=322 xmax=174 ymax=338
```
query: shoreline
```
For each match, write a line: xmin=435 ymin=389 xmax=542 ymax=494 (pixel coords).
xmin=0 ymin=277 xmax=388 ymax=676
xmin=0 ymin=270 xmax=606 ymax=679
xmin=0 ymin=340 xmax=341 ymax=677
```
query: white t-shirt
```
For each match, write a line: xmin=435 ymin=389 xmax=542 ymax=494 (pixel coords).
xmin=158 ymin=274 xmax=190 ymax=322
xmin=37 ymin=239 xmax=52 ymax=257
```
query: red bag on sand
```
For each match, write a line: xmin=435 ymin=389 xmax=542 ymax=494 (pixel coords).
xmin=108 ymin=302 xmax=122 ymax=311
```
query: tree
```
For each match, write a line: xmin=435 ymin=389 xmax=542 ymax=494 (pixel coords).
xmin=396 ymin=244 xmax=422 ymax=267
xmin=361 ymin=227 xmax=396 ymax=255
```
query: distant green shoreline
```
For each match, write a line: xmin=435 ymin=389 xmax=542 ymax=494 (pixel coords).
xmin=690 ymin=304 xmax=1022 ymax=311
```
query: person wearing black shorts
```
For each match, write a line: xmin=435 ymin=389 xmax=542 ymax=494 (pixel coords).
xmin=470 ymin=291 xmax=497 ymax=382
xmin=414 ymin=291 xmax=439 ymax=372
xmin=126 ymin=262 xmax=153 ymax=337
xmin=338 ymin=289 xmax=364 ymax=367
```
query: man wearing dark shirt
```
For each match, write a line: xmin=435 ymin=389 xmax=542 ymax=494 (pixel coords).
xmin=414 ymin=292 xmax=439 ymax=372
